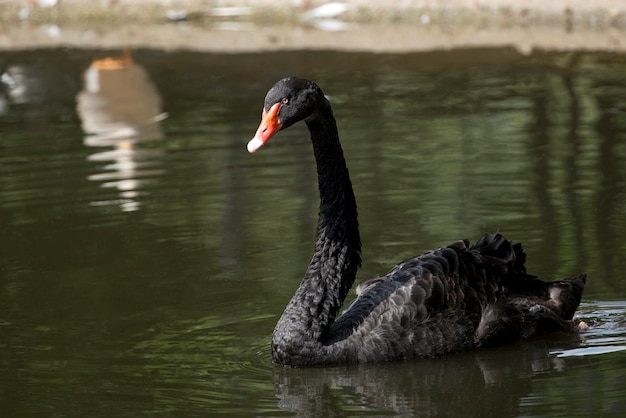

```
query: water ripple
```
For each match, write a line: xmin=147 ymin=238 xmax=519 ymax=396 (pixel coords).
xmin=551 ymin=301 xmax=626 ymax=358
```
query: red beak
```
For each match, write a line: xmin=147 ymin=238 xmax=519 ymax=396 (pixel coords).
xmin=247 ymin=102 xmax=282 ymax=153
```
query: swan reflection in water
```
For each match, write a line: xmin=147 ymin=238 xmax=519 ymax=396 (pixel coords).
xmin=76 ymin=50 xmax=167 ymax=212
xmin=273 ymin=333 xmax=581 ymax=417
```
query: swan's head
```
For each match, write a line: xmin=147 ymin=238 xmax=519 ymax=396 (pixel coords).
xmin=247 ymin=77 xmax=324 ymax=153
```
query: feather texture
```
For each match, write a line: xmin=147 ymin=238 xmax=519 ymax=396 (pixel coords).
xmin=249 ymin=77 xmax=586 ymax=366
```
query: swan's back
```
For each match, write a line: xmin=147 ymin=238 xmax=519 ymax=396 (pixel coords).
xmin=324 ymin=233 xmax=585 ymax=363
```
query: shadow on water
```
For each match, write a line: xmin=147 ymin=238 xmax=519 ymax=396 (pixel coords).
xmin=0 ymin=47 xmax=626 ymax=416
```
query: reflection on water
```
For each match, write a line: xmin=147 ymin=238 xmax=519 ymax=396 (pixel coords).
xmin=0 ymin=64 xmax=48 ymax=121
xmin=76 ymin=50 xmax=167 ymax=211
xmin=274 ymin=336 xmax=578 ymax=417
xmin=0 ymin=48 xmax=626 ymax=417
xmin=557 ymin=301 xmax=626 ymax=357
xmin=523 ymin=304 xmax=626 ymax=416
xmin=0 ymin=65 xmax=44 ymax=106
xmin=273 ymin=301 xmax=626 ymax=417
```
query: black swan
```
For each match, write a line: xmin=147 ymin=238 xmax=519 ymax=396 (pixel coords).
xmin=247 ymin=77 xmax=586 ymax=366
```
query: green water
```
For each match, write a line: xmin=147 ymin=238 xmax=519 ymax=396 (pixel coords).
xmin=0 ymin=48 xmax=625 ymax=416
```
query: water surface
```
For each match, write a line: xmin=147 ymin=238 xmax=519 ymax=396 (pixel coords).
xmin=1 ymin=48 xmax=626 ymax=416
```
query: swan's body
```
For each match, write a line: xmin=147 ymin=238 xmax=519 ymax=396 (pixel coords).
xmin=248 ymin=77 xmax=586 ymax=367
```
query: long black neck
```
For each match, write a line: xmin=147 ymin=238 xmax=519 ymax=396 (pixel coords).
xmin=272 ymin=98 xmax=361 ymax=365
xmin=306 ymin=100 xmax=362 ymax=326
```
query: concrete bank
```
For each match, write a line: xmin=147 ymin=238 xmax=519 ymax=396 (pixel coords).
xmin=0 ymin=0 xmax=625 ymax=53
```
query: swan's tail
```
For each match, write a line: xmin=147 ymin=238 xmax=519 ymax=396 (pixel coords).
xmin=543 ymin=273 xmax=587 ymax=319
xmin=469 ymin=233 xmax=587 ymax=347
xmin=469 ymin=231 xmax=530 ymax=280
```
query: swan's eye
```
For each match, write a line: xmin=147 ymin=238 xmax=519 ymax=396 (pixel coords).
xmin=281 ymin=98 xmax=289 ymax=105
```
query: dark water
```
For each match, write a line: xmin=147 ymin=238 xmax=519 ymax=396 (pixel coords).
xmin=1 ymin=47 xmax=626 ymax=416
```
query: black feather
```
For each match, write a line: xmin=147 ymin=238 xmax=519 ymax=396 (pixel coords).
xmin=254 ymin=78 xmax=587 ymax=366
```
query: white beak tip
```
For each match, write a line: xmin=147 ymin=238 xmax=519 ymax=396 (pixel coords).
xmin=247 ymin=137 xmax=264 ymax=153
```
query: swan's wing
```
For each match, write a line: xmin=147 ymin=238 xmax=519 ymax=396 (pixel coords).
xmin=355 ymin=275 xmax=384 ymax=296
xmin=328 ymin=241 xmax=474 ymax=345
xmin=328 ymin=234 xmax=526 ymax=347
xmin=328 ymin=233 xmax=585 ymax=357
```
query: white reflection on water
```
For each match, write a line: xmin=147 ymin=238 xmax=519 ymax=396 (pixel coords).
xmin=76 ymin=50 xmax=167 ymax=212
xmin=0 ymin=65 xmax=42 ymax=105
xmin=552 ymin=301 xmax=626 ymax=358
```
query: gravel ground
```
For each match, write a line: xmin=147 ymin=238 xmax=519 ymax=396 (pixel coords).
xmin=0 ymin=0 xmax=625 ymax=52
